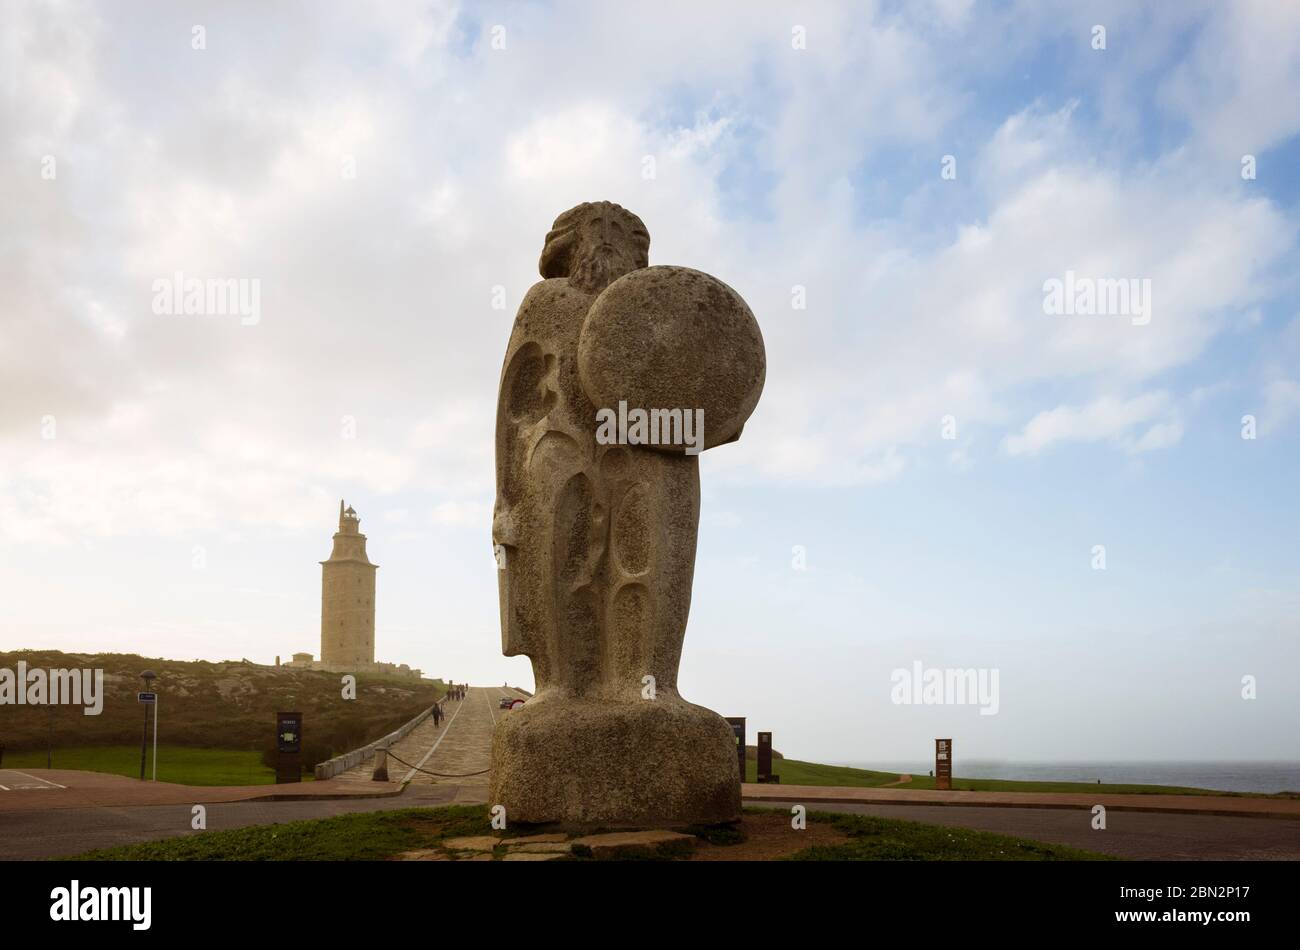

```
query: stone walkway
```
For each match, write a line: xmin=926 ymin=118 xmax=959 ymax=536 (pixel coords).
xmin=336 ymin=685 xmax=526 ymax=804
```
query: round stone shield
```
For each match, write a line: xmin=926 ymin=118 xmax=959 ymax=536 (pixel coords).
xmin=578 ymin=265 xmax=765 ymax=453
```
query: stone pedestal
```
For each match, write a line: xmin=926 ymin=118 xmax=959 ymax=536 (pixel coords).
xmin=490 ymin=691 xmax=739 ymax=827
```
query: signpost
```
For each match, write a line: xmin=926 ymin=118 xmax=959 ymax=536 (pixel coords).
xmin=757 ymin=731 xmax=779 ymax=783
xmin=725 ymin=717 xmax=746 ymax=782
xmin=276 ymin=711 xmax=303 ymax=784
xmin=935 ymin=737 xmax=952 ymax=790
xmin=137 ymin=671 xmax=156 ymax=782
xmin=137 ymin=693 xmax=159 ymax=781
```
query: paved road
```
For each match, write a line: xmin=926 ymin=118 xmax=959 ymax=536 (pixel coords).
xmin=744 ymin=781 xmax=1300 ymax=819
xmin=0 ymin=784 xmax=459 ymax=860
xmin=0 ymin=768 xmax=401 ymax=814
xmin=744 ymin=800 xmax=1300 ymax=861
xmin=7 ymin=786 xmax=1294 ymax=862
xmin=0 ymin=770 xmax=66 ymax=792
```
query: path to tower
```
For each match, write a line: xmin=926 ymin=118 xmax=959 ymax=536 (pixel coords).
xmin=337 ymin=685 xmax=526 ymax=804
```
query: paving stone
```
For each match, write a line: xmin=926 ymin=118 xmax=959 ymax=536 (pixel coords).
xmin=569 ymin=830 xmax=696 ymax=859
xmin=397 ymin=849 xmax=449 ymax=861
xmin=502 ymin=851 xmax=566 ymax=861
xmin=501 ymin=833 xmax=569 ymax=845
xmin=443 ymin=835 xmax=500 ymax=852
xmin=508 ymin=841 xmax=572 ymax=853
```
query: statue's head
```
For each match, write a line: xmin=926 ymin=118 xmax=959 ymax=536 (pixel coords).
xmin=539 ymin=201 xmax=650 ymax=295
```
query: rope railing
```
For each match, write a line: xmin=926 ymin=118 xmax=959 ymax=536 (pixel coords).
xmin=382 ymin=748 xmax=490 ymax=779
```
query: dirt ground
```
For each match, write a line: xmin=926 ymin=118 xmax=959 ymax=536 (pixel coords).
xmin=689 ymin=811 xmax=848 ymax=860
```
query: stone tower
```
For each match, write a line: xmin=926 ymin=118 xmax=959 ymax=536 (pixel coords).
xmin=320 ymin=500 xmax=378 ymax=668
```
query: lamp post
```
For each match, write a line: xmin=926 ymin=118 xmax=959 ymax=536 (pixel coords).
xmin=139 ymin=670 xmax=156 ymax=781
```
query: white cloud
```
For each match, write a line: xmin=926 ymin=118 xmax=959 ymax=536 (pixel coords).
xmin=1159 ymin=0 xmax=1300 ymax=158
xmin=1 ymin=0 xmax=1295 ymax=547
xmin=1260 ymin=379 xmax=1300 ymax=435
xmin=430 ymin=500 xmax=489 ymax=527
xmin=1003 ymin=392 xmax=1181 ymax=456
xmin=705 ymin=511 xmax=742 ymax=529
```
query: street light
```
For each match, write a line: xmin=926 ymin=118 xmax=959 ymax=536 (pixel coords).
xmin=139 ymin=670 xmax=156 ymax=781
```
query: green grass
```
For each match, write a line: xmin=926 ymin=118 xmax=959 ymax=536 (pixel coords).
xmin=746 ymin=758 xmax=903 ymax=788
xmin=2 ymin=745 xmax=289 ymax=786
xmin=71 ymin=805 xmax=493 ymax=861
xmin=67 ymin=804 xmax=1114 ymax=862
xmin=747 ymin=758 xmax=1283 ymax=797
xmin=782 ymin=809 xmax=1115 ymax=861
xmin=901 ymin=775 xmax=1218 ymax=795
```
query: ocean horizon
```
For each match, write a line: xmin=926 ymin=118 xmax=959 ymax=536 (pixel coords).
xmin=837 ymin=760 xmax=1300 ymax=794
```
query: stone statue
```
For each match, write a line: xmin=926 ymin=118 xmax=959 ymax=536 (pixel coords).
xmin=490 ymin=201 xmax=765 ymax=826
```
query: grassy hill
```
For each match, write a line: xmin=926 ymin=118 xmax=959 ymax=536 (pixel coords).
xmin=0 ymin=650 xmax=443 ymax=775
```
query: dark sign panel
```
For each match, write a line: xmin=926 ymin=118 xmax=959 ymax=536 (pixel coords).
xmin=757 ymin=731 xmax=777 ymax=783
xmin=275 ymin=711 xmax=303 ymax=784
xmin=725 ymin=717 xmax=746 ymax=782
xmin=277 ymin=711 xmax=302 ymax=754
xmin=137 ymin=692 xmax=156 ymax=703
xmin=935 ymin=737 xmax=952 ymax=790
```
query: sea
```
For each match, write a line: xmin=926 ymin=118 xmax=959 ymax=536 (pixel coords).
xmin=838 ymin=761 xmax=1300 ymax=794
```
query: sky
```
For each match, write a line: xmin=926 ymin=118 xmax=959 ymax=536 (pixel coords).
xmin=2 ymin=0 xmax=1298 ymax=764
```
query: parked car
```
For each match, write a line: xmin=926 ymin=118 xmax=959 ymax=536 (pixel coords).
xmin=499 ymin=696 xmax=514 ymax=709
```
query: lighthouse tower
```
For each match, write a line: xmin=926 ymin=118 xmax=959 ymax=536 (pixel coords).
xmin=320 ymin=500 xmax=378 ymax=669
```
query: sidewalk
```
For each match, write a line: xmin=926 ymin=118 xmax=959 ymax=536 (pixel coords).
xmin=0 ymin=768 xmax=402 ymax=814
xmin=742 ymin=782 xmax=1300 ymax=820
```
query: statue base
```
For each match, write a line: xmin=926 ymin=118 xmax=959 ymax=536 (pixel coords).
xmin=489 ymin=691 xmax=741 ymax=827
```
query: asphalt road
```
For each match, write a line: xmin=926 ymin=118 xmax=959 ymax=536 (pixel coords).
xmin=748 ymin=800 xmax=1300 ymax=860
xmin=0 ymin=784 xmax=459 ymax=860
xmin=5 ymin=790 xmax=1296 ymax=860
xmin=0 ymin=770 xmax=66 ymax=792
xmin=6 ymin=783 xmax=1298 ymax=861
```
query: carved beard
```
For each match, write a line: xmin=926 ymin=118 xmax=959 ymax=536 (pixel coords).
xmin=568 ymin=245 xmax=639 ymax=295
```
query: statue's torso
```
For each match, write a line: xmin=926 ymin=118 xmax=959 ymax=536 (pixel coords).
xmin=495 ymin=278 xmax=700 ymax=699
